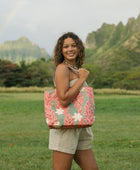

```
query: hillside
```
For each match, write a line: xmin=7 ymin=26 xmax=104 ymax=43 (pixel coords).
xmin=84 ymin=14 xmax=140 ymax=89
xmin=85 ymin=14 xmax=140 ymax=70
xmin=0 ymin=37 xmax=50 ymax=64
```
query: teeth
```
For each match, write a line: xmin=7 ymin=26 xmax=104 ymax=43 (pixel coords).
xmin=68 ymin=53 xmax=74 ymax=55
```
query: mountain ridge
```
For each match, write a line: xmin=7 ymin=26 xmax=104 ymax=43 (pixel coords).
xmin=85 ymin=14 xmax=140 ymax=70
xmin=0 ymin=37 xmax=50 ymax=64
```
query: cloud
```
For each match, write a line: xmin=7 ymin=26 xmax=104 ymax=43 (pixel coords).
xmin=0 ymin=0 xmax=140 ymax=54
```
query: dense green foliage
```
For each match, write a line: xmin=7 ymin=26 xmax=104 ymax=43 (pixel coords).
xmin=0 ymin=58 xmax=54 ymax=87
xmin=0 ymin=93 xmax=139 ymax=169
xmin=0 ymin=37 xmax=50 ymax=64
xmin=85 ymin=14 xmax=140 ymax=89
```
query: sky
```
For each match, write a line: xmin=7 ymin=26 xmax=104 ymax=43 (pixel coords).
xmin=0 ymin=0 xmax=140 ymax=55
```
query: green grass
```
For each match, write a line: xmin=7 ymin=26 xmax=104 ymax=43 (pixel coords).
xmin=0 ymin=93 xmax=140 ymax=170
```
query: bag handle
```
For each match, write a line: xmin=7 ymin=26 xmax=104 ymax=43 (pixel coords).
xmin=67 ymin=65 xmax=79 ymax=75
xmin=63 ymin=60 xmax=79 ymax=75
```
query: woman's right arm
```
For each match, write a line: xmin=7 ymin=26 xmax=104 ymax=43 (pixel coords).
xmin=55 ymin=64 xmax=89 ymax=107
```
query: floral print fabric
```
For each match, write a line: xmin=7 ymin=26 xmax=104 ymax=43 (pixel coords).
xmin=44 ymin=87 xmax=95 ymax=128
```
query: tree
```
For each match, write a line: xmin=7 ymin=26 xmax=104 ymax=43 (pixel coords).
xmin=83 ymin=63 xmax=103 ymax=87
xmin=27 ymin=59 xmax=54 ymax=86
xmin=0 ymin=60 xmax=25 ymax=87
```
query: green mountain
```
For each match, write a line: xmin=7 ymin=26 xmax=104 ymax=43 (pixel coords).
xmin=84 ymin=14 xmax=140 ymax=89
xmin=0 ymin=37 xmax=50 ymax=64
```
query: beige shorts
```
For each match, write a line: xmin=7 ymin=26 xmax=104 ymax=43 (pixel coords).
xmin=49 ymin=127 xmax=93 ymax=154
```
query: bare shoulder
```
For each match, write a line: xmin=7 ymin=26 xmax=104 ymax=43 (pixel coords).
xmin=55 ymin=63 xmax=69 ymax=75
xmin=55 ymin=63 xmax=70 ymax=88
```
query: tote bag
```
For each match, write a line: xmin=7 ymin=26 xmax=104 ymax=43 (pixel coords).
xmin=44 ymin=86 xmax=95 ymax=129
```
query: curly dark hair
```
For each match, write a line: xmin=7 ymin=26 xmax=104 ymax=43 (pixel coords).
xmin=54 ymin=32 xmax=85 ymax=68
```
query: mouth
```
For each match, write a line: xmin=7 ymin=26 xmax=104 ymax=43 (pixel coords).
xmin=67 ymin=53 xmax=75 ymax=57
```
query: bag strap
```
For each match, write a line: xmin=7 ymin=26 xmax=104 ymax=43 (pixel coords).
xmin=67 ymin=65 xmax=79 ymax=75
xmin=63 ymin=60 xmax=79 ymax=75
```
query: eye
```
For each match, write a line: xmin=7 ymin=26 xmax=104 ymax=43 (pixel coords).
xmin=63 ymin=45 xmax=68 ymax=48
xmin=72 ymin=44 xmax=77 ymax=47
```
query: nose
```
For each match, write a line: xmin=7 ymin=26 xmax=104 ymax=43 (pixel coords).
xmin=68 ymin=46 xmax=73 ymax=51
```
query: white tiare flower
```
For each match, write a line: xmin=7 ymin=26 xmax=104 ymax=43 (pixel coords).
xmin=72 ymin=113 xmax=83 ymax=122
xmin=46 ymin=118 xmax=49 ymax=124
xmin=54 ymin=121 xmax=60 ymax=125
xmin=81 ymin=87 xmax=85 ymax=92
xmin=55 ymin=108 xmax=64 ymax=115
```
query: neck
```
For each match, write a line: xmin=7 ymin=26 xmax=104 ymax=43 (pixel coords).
xmin=63 ymin=60 xmax=78 ymax=70
xmin=65 ymin=59 xmax=76 ymax=65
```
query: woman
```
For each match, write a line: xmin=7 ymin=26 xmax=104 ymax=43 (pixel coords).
xmin=49 ymin=32 xmax=98 ymax=170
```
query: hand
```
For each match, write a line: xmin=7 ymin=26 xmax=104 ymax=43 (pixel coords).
xmin=78 ymin=68 xmax=89 ymax=81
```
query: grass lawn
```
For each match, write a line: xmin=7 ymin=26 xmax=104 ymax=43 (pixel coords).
xmin=0 ymin=93 xmax=140 ymax=170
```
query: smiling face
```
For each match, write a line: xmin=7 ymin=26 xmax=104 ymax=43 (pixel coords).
xmin=62 ymin=37 xmax=79 ymax=65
